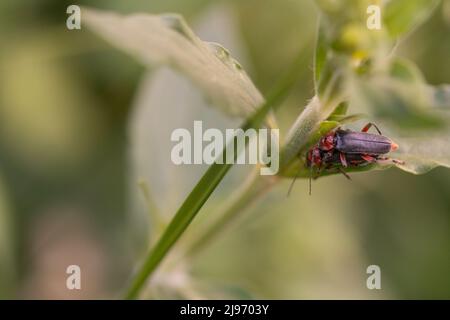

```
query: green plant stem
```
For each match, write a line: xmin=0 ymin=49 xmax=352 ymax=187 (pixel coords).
xmin=184 ymin=168 xmax=278 ymax=260
xmin=124 ymin=49 xmax=308 ymax=300
xmin=280 ymin=71 xmax=346 ymax=170
xmin=138 ymin=180 xmax=166 ymax=242
xmin=280 ymin=96 xmax=322 ymax=169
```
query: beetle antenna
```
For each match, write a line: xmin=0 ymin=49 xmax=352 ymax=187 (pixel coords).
xmin=309 ymin=166 xmax=313 ymax=196
xmin=338 ymin=167 xmax=351 ymax=180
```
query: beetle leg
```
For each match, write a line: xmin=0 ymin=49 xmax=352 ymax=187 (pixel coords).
xmin=361 ymin=122 xmax=382 ymax=135
xmin=378 ymin=156 xmax=405 ymax=165
xmin=338 ymin=167 xmax=352 ymax=180
xmin=361 ymin=154 xmax=377 ymax=163
xmin=308 ymin=165 xmax=322 ymax=195
xmin=339 ymin=152 xmax=348 ymax=167
xmin=392 ymin=158 xmax=405 ymax=165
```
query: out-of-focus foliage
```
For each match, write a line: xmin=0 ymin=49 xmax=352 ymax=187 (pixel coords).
xmin=0 ymin=174 xmax=15 ymax=298
xmin=83 ymin=8 xmax=264 ymax=118
xmin=384 ymin=0 xmax=440 ymax=37
xmin=0 ymin=0 xmax=450 ymax=299
xmin=0 ymin=34 xmax=107 ymax=174
xmin=302 ymin=0 xmax=450 ymax=176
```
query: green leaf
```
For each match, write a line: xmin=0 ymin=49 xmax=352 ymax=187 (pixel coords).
xmin=393 ymin=131 xmax=450 ymax=174
xmin=83 ymin=8 xmax=264 ymax=118
xmin=389 ymin=57 xmax=425 ymax=85
xmin=358 ymin=72 xmax=450 ymax=175
xmin=427 ymin=85 xmax=450 ymax=109
xmin=350 ymin=58 xmax=446 ymax=130
xmin=327 ymin=113 xmax=367 ymax=125
xmin=326 ymin=101 xmax=350 ymax=121
xmin=384 ymin=0 xmax=440 ymax=38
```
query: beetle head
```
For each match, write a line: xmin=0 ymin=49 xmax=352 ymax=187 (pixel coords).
xmin=307 ymin=147 xmax=322 ymax=167
xmin=319 ymin=132 xmax=335 ymax=151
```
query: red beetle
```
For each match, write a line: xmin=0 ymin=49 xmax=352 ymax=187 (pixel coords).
xmin=289 ymin=123 xmax=404 ymax=195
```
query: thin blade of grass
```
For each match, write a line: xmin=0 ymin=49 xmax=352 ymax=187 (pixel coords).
xmin=124 ymin=49 xmax=308 ymax=299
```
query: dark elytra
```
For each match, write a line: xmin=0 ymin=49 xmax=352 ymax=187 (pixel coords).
xmin=334 ymin=129 xmax=392 ymax=155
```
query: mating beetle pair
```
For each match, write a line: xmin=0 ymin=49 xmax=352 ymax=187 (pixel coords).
xmin=302 ymin=123 xmax=404 ymax=194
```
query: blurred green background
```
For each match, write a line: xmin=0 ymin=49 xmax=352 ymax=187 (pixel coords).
xmin=0 ymin=0 xmax=449 ymax=299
